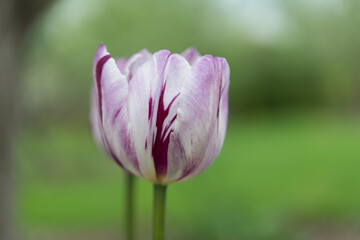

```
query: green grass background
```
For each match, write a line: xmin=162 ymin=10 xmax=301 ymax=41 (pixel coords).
xmin=16 ymin=112 xmax=360 ymax=239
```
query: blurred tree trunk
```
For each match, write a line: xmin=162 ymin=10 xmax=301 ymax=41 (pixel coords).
xmin=0 ymin=1 xmax=54 ymax=239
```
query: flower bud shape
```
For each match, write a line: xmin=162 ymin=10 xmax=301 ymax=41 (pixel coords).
xmin=91 ymin=44 xmax=229 ymax=185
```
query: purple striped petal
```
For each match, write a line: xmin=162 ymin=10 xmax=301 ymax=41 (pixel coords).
xmin=127 ymin=51 xmax=192 ymax=183
xmin=126 ymin=50 xmax=170 ymax=182
xmin=165 ymin=56 xmax=230 ymax=183
xmin=179 ymin=57 xmax=229 ymax=182
xmin=151 ymin=53 xmax=191 ymax=181
xmin=92 ymin=44 xmax=142 ymax=177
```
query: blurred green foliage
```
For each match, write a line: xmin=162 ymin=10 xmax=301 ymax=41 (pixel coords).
xmin=24 ymin=0 xmax=360 ymax=121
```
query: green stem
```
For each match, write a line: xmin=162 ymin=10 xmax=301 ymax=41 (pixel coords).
xmin=125 ymin=173 xmax=135 ymax=240
xmin=153 ymin=184 xmax=167 ymax=240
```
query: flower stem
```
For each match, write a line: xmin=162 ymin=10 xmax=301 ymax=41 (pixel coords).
xmin=125 ymin=173 xmax=135 ymax=240
xmin=153 ymin=184 xmax=167 ymax=240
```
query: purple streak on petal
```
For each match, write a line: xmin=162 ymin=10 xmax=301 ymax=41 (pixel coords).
xmin=162 ymin=106 xmax=178 ymax=138
xmin=178 ymin=162 xmax=198 ymax=181
xmin=95 ymin=54 xmax=111 ymax=121
xmin=152 ymin=82 xmax=180 ymax=179
xmin=216 ymin=96 xmax=221 ymax=121
xmin=120 ymin=127 xmax=140 ymax=172
xmin=112 ymin=108 xmax=122 ymax=124
xmin=148 ymin=97 xmax=153 ymax=120
xmin=109 ymin=147 xmax=125 ymax=168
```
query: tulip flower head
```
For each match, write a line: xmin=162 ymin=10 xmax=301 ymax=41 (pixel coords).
xmin=91 ymin=44 xmax=229 ymax=185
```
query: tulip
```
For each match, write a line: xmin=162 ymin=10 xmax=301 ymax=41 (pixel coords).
xmin=91 ymin=44 xmax=229 ymax=240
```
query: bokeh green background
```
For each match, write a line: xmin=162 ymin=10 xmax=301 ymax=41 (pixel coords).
xmin=16 ymin=0 xmax=360 ymax=239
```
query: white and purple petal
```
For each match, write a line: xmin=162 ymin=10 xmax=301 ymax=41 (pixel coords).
xmin=127 ymin=50 xmax=192 ymax=183
xmin=149 ymin=53 xmax=191 ymax=182
xmin=164 ymin=55 xmax=225 ymax=183
xmin=92 ymin=44 xmax=141 ymax=177
xmin=179 ymin=57 xmax=229 ymax=182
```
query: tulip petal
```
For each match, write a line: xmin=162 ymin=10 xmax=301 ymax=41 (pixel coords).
xmin=181 ymin=47 xmax=201 ymax=66
xmin=115 ymin=49 xmax=151 ymax=79
xmin=151 ymin=53 xmax=192 ymax=182
xmin=90 ymin=88 xmax=106 ymax=153
xmin=182 ymin=57 xmax=229 ymax=182
xmin=115 ymin=58 xmax=127 ymax=74
xmin=127 ymin=50 xmax=169 ymax=182
xmin=182 ymin=57 xmax=229 ymax=181
xmin=165 ymin=55 xmax=230 ymax=183
xmin=123 ymin=49 xmax=151 ymax=81
xmin=93 ymin=44 xmax=141 ymax=176
xmin=128 ymin=51 xmax=192 ymax=183
xmin=214 ymin=57 xmax=230 ymax=154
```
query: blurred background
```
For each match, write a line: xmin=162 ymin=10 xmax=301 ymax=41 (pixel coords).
xmin=1 ymin=0 xmax=360 ymax=239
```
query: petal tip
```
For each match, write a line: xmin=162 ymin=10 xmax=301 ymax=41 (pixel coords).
xmin=139 ymin=48 xmax=151 ymax=55
xmin=97 ymin=43 xmax=107 ymax=53
xmin=154 ymin=49 xmax=171 ymax=57
xmin=181 ymin=47 xmax=201 ymax=66
xmin=183 ymin=46 xmax=199 ymax=54
xmin=94 ymin=43 xmax=111 ymax=70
